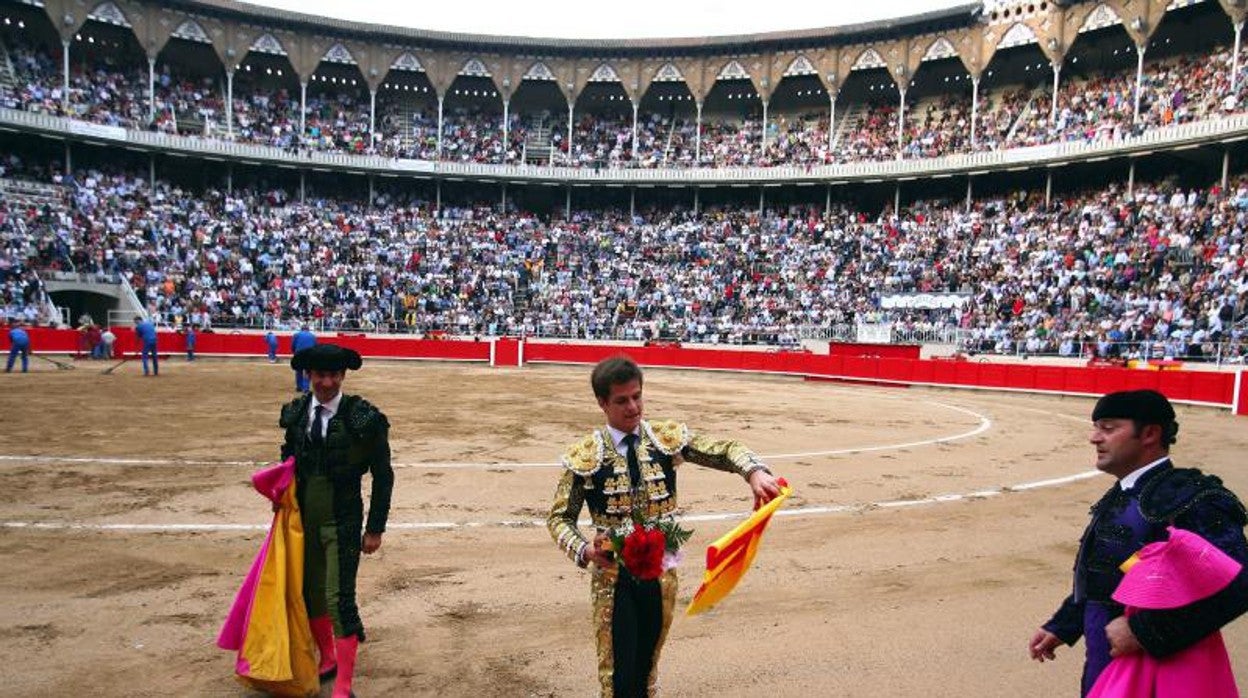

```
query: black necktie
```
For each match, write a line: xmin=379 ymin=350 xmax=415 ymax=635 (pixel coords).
xmin=622 ymin=433 xmax=642 ymax=489
xmin=311 ymin=405 xmax=325 ymax=446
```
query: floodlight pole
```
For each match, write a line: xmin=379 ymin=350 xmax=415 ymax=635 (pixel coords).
xmin=502 ymin=98 xmax=510 ymax=159
xmin=369 ymin=88 xmax=376 ymax=149
xmin=695 ymin=101 xmax=703 ymax=165
xmin=436 ymin=96 xmax=444 ymax=158
xmin=828 ymin=91 xmax=836 ymax=153
xmin=567 ymin=101 xmax=575 ymax=166
xmin=896 ymin=87 xmax=906 ymax=160
xmin=1234 ymin=22 xmax=1244 ymax=92
xmin=970 ymin=75 xmax=980 ymax=149
xmin=299 ymin=81 xmax=307 ymax=135
xmin=61 ymin=39 xmax=70 ymax=111
xmin=631 ymin=101 xmax=639 ymax=160
xmin=761 ymin=99 xmax=769 ymax=154
xmin=1051 ymin=62 xmax=1061 ymax=124
xmin=226 ymin=70 xmax=234 ymax=136
xmin=147 ymin=57 xmax=155 ymax=123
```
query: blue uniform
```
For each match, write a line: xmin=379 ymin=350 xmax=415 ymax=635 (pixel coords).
xmin=291 ymin=329 xmax=317 ymax=391
xmin=6 ymin=327 xmax=29 ymax=373
xmin=265 ymin=332 xmax=278 ymax=362
xmin=185 ymin=327 xmax=197 ymax=361
xmin=134 ymin=319 xmax=159 ymax=376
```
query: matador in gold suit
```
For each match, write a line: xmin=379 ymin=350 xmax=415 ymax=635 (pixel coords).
xmin=547 ymin=356 xmax=780 ymax=697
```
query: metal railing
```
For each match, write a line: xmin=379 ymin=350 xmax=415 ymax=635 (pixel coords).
xmin=3 ymin=106 xmax=1248 ymax=185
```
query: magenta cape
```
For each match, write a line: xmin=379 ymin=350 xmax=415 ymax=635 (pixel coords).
xmin=1088 ymin=528 xmax=1241 ymax=698
xmin=216 ymin=457 xmax=318 ymax=696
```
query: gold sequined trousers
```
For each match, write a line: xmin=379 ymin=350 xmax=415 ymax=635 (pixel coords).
xmin=590 ymin=565 xmax=678 ymax=697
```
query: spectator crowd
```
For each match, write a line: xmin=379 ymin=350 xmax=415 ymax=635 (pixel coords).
xmin=2 ymin=33 xmax=1247 ymax=169
xmin=1 ymin=160 xmax=1245 ymax=361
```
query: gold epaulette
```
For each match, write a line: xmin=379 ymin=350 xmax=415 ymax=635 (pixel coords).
xmin=644 ymin=420 xmax=690 ymax=455
xmin=561 ymin=431 xmax=607 ymax=476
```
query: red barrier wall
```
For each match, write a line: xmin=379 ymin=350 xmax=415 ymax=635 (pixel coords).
xmin=523 ymin=342 xmax=1239 ymax=410
xmin=493 ymin=338 xmax=522 ymax=367
xmin=3 ymin=329 xmax=1240 ymax=412
xmin=828 ymin=342 xmax=920 ymax=360
xmin=0 ymin=328 xmax=492 ymax=363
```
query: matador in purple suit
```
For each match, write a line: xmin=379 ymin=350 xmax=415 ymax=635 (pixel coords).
xmin=1029 ymin=389 xmax=1248 ymax=696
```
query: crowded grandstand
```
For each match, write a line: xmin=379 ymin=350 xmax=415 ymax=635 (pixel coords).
xmin=0 ymin=0 xmax=1245 ymax=363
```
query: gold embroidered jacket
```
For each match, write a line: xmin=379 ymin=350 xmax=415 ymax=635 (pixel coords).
xmin=547 ymin=419 xmax=767 ymax=565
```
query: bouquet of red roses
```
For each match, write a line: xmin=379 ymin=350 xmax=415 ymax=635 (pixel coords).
xmin=607 ymin=513 xmax=694 ymax=581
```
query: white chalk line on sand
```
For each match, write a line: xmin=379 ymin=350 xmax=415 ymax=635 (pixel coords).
xmin=0 ymin=399 xmax=993 ymax=470
xmin=1 ymin=469 xmax=1103 ymax=533
xmin=0 ymin=397 xmax=1105 ymax=533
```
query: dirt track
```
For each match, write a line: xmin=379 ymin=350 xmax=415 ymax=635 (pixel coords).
xmin=1 ymin=357 xmax=1247 ymax=697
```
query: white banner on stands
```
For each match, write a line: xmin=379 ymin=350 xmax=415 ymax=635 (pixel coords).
xmin=880 ymin=293 xmax=970 ymax=310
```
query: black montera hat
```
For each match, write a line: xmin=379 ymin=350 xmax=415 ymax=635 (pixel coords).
xmin=1092 ymin=389 xmax=1176 ymax=426
xmin=291 ymin=343 xmax=363 ymax=372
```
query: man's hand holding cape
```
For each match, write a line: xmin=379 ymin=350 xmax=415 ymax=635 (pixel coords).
xmin=217 ymin=456 xmax=319 ymax=696
xmin=687 ymin=479 xmax=792 ymax=616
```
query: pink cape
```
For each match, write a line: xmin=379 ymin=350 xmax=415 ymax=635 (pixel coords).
xmin=1088 ymin=528 xmax=1241 ymax=698
xmin=1087 ymin=629 xmax=1238 ymax=698
xmin=216 ymin=457 xmax=318 ymax=697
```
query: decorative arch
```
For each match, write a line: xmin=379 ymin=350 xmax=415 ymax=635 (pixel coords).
xmin=922 ymin=37 xmax=958 ymax=62
xmin=652 ymin=62 xmax=684 ymax=82
xmin=88 ymin=1 xmax=130 ymax=27
xmin=322 ymin=43 xmax=356 ymax=65
xmin=1079 ymin=4 xmax=1122 ymax=33
xmin=390 ymin=52 xmax=424 ymax=72
xmin=171 ymin=20 xmax=211 ymax=44
xmin=522 ymin=62 xmax=556 ymax=81
xmin=997 ymin=23 xmax=1038 ymax=49
xmin=783 ymin=55 xmax=818 ymax=77
xmin=249 ymin=33 xmax=287 ymax=56
xmin=460 ymin=58 xmax=491 ymax=77
xmin=588 ymin=64 xmax=621 ymax=83
xmin=716 ymin=60 xmax=750 ymax=80
xmin=851 ymin=48 xmax=886 ymax=71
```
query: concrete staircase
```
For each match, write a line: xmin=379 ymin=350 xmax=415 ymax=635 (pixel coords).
xmin=524 ymin=123 xmax=554 ymax=165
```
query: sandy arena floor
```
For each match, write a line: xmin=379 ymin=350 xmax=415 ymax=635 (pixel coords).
xmin=1 ymin=356 xmax=1247 ymax=697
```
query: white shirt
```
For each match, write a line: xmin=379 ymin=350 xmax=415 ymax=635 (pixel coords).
xmin=604 ymin=424 xmax=640 ymax=458
xmin=1120 ymin=457 xmax=1169 ymax=491
xmin=308 ymin=392 xmax=342 ymax=440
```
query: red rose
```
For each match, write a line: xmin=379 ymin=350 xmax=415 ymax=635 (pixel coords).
xmin=622 ymin=527 xmax=667 ymax=580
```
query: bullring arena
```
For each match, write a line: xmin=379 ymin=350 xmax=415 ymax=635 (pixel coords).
xmin=5 ymin=0 xmax=1248 ymax=694
xmin=2 ymin=355 xmax=1247 ymax=697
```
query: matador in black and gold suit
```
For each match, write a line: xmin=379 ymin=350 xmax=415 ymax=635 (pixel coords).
xmin=547 ymin=356 xmax=779 ymax=697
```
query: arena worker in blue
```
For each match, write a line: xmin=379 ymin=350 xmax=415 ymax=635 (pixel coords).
xmin=291 ymin=324 xmax=317 ymax=392
xmin=133 ymin=316 xmax=159 ymax=377
xmin=5 ymin=321 xmax=29 ymax=373
xmin=265 ymin=331 xmax=279 ymax=363
xmin=184 ymin=325 xmax=197 ymax=361
xmin=1029 ymin=389 xmax=1248 ymax=695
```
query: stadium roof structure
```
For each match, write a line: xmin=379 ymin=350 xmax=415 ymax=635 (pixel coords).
xmin=1 ymin=0 xmax=1245 ymax=192
xmin=174 ymin=0 xmax=983 ymax=53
